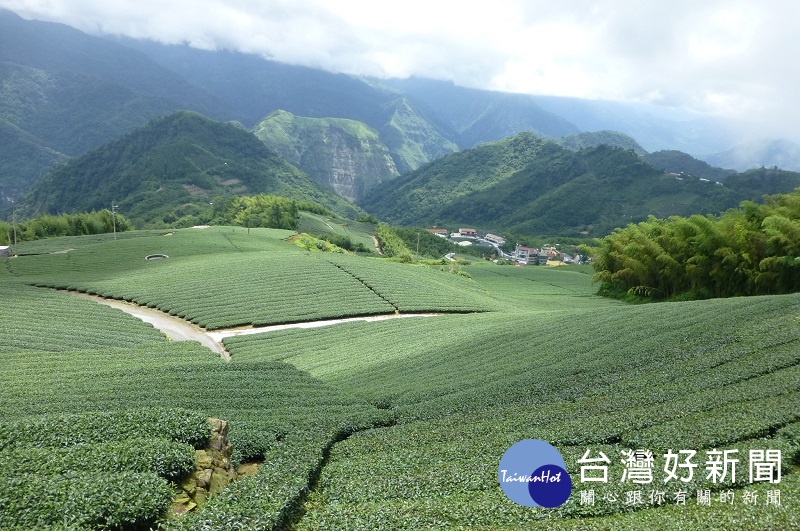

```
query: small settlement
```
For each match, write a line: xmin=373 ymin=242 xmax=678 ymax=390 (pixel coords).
xmin=425 ymin=227 xmax=571 ymax=265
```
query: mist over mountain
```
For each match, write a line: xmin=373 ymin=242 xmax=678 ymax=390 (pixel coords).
xmin=702 ymin=139 xmax=800 ymax=173
xmin=0 ymin=9 xmax=233 ymax=202
xmin=531 ymin=95 xmax=739 ymax=156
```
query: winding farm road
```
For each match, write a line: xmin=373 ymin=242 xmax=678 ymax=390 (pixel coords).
xmin=71 ymin=293 xmax=229 ymax=358
xmin=71 ymin=292 xmax=437 ymax=361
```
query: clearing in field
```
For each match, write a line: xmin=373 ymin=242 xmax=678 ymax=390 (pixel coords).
xmin=1 ymin=227 xmax=798 ymax=529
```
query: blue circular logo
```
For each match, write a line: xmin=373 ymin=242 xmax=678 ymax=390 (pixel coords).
xmin=498 ymin=439 xmax=573 ymax=507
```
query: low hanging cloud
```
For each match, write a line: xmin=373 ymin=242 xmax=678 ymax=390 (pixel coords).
xmin=3 ymin=0 xmax=799 ymax=140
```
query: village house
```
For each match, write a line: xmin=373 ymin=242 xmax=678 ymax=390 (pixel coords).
xmin=514 ymin=246 xmax=536 ymax=263
xmin=459 ymin=228 xmax=478 ymax=238
xmin=485 ymin=233 xmax=505 ymax=245
xmin=514 ymin=245 xmax=549 ymax=265
xmin=426 ymin=228 xmax=448 ymax=238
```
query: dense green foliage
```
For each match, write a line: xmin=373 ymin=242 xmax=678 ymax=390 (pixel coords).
xmin=17 ymin=111 xmax=360 ymax=226
xmin=207 ymin=195 xmax=305 ymax=230
xmin=361 ymin=134 xmax=800 ymax=237
xmin=0 ymin=471 xmax=175 ymax=530
xmin=388 ymin=226 xmax=477 ymax=259
xmin=0 ymin=209 xmax=131 ymax=246
xmin=0 ymin=409 xmax=210 ymax=450
xmin=360 ymin=132 xmax=555 ymax=227
xmin=589 ymin=188 xmax=800 ymax=299
xmin=375 ymin=223 xmax=413 ymax=260
xmin=0 ymin=438 xmax=196 ymax=480
xmin=2 ymin=225 xmax=799 ymax=529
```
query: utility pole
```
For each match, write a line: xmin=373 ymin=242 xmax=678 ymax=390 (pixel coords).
xmin=12 ymin=202 xmax=17 ymax=256
xmin=111 ymin=202 xmax=118 ymax=240
xmin=416 ymin=231 xmax=420 ymax=258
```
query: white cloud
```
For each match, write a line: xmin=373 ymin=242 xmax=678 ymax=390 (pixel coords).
xmin=3 ymin=0 xmax=800 ymax=139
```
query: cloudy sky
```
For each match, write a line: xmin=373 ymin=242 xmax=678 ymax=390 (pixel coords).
xmin=3 ymin=1 xmax=798 ymax=139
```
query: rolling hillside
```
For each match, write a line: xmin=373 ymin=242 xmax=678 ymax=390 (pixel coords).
xmin=18 ymin=111 xmax=361 ymax=226
xmin=1 ymin=228 xmax=798 ymax=529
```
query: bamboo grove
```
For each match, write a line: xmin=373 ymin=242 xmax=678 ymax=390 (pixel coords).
xmin=588 ymin=188 xmax=800 ymax=300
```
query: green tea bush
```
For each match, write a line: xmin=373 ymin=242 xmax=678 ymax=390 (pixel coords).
xmin=0 ymin=438 xmax=195 ymax=480
xmin=0 ymin=408 xmax=210 ymax=450
xmin=0 ymin=471 xmax=173 ymax=530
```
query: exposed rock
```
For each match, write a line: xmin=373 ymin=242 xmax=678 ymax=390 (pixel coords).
xmin=253 ymin=110 xmax=400 ymax=201
xmin=172 ymin=417 xmax=238 ymax=515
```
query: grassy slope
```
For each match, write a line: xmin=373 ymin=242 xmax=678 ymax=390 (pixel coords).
xmin=1 ymin=229 xmax=798 ymax=529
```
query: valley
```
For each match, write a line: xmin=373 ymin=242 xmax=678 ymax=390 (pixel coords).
xmin=1 ymin=227 xmax=798 ymax=529
xmin=2 ymin=6 xmax=800 ymax=530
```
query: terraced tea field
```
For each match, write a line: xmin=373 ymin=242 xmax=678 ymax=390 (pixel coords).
xmin=1 ymin=228 xmax=798 ymax=529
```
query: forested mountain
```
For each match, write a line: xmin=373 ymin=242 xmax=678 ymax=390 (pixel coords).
xmin=19 ymin=111 xmax=360 ymax=226
xmin=359 ymin=132 xmax=800 ymax=236
xmin=0 ymin=9 xmax=232 ymax=202
xmin=252 ymin=110 xmax=399 ymax=201
xmin=5 ymin=7 xmax=800 ymax=236
xmin=359 ymin=132 xmax=555 ymax=227
xmin=0 ymin=119 xmax=67 ymax=202
xmin=643 ymin=150 xmax=736 ymax=181
xmin=375 ymin=96 xmax=459 ymax=174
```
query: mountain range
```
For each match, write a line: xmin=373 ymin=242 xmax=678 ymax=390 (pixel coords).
xmin=4 ymin=7 xmax=800 ymax=236
xmin=20 ymin=111 xmax=360 ymax=226
xmin=359 ymin=133 xmax=800 ymax=237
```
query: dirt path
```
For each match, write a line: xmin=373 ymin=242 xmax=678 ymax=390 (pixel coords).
xmin=71 ymin=293 xmax=230 ymax=359
xmin=69 ymin=292 xmax=438 ymax=361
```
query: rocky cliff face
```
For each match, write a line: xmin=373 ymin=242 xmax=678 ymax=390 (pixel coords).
xmin=253 ymin=110 xmax=399 ymax=201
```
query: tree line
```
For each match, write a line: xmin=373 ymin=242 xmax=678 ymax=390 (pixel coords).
xmin=587 ymin=189 xmax=800 ymax=300
xmin=208 ymin=195 xmax=329 ymax=230
xmin=1 ymin=210 xmax=131 ymax=246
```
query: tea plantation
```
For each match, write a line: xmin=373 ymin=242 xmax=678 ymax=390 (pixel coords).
xmin=1 ymin=228 xmax=798 ymax=529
